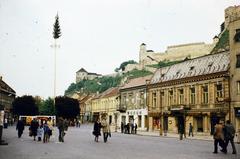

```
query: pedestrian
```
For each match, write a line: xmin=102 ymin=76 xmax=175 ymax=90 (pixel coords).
xmin=189 ymin=123 xmax=194 ymax=137
xmin=101 ymin=117 xmax=110 ymax=143
xmin=47 ymin=118 xmax=53 ymax=140
xmin=4 ymin=118 xmax=8 ymax=128
xmin=16 ymin=119 xmax=24 ymax=138
xmin=223 ymin=120 xmax=237 ymax=154
xmin=179 ymin=124 xmax=184 ymax=140
xmin=213 ymin=120 xmax=225 ymax=154
xmin=93 ymin=119 xmax=101 ymax=142
xmin=121 ymin=122 xmax=124 ymax=133
xmin=43 ymin=120 xmax=50 ymax=143
xmin=134 ymin=123 xmax=137 ymax=134
xmin=127 ymin=123 xmax=130 ymax=134
xmin=30 ymin=118 xmax=39 ymax=141
xmin=131 ymin=123 xmax=134 ymax=134
xmin=57 ymin=117 xmax=65 ymax=142
xmin=37 ymin=125 xmax=43 ymax=141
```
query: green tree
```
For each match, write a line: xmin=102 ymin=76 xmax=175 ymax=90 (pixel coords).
xmin=55 ymin=96 xmax=80 ymax=119
xmin=12 ymin=95 xmax=38 ymax=116
xmin=39 ymin=97 xmax=55 ymax=115
xmin=53 ymin=14 xmax=61 ymax=39
xmin=116 ymin=60 xmax=137 ymax=71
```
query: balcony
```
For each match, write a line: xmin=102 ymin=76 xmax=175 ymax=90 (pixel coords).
xmin=117 ymin=105 xmax=127 ymax=112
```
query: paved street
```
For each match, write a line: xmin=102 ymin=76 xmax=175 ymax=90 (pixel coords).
xmin=0 ymin=124 xmax=239 ymax=159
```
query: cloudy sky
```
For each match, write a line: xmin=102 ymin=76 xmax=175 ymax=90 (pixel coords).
xmin=0 ymin=0 xmax=239 ymax=98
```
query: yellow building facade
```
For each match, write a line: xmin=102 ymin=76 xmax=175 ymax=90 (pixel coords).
xmin=147 ymin=52 xmax=230 ymax=135
xmin=91 ymin=87 xmax=119 ymax=126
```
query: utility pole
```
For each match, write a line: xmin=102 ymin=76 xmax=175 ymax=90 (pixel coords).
xmin=51 ymin=13 xmax=61 ymax=105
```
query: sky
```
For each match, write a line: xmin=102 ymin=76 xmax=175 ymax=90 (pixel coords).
xmin=0 ymin=0 xmax=239 ymax=99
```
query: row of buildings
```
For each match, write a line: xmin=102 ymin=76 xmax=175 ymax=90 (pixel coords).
xmin=74 ymin=6 xmax=240 ymax=136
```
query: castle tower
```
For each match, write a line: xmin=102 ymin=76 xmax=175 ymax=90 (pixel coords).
xmin=227 ymin=5 xmax=240 ymax=129
xmin=139 ymin=43 xmax=146 ymax=68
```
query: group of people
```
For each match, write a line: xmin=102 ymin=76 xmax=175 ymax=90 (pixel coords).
xmin=121 ymin=122 xmax=137 ymax=134
xmin=92 ymin=118 xmax=111 ymax=143
xmin=28 ymin=118 xmax=54 ymax=143
xmin=16 ymin=117 xmax=69 ymax=143
xmin=213 ymin=120 xmax=237 ymax=154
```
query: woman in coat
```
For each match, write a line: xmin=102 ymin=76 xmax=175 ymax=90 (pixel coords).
xmin=93 ymin=119 xmax=101 ymax=142
xmin=16 ymin=119 xmax=25 ymax=138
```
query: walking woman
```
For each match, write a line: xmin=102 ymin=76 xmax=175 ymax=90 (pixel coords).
xmin=93 ymin=119 xmax=101 ymax=142
xmin=16 ymin=119 xmax=24 ymax=138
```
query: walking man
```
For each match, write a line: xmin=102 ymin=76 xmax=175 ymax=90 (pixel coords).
xmin=189 ymin=123 xmax=194 ymax=137
xmin=57 ymin=117 xmax=65 ymax=142
xmin=16 ymin=119 xmax=25 ymax=138
xmin=213 ymin=120 xmax=225 ymax=154
xmin=101 ymin=117 xmax=110 ymax=143
xmin=224 ymin=120 xmax=237 ymax=154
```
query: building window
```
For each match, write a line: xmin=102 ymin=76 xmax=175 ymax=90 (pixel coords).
xmin=236 ymin=55 xmax=240 ymax=68
xmin=140 ymin=91 xmax=144 ymax=106
xmin=168 ymin=90 xmax=173 ymax=106
xmin=237 ymin=81 xmax=240 ymax=94
xmin=190 ymin=87 xmax=196 ymax=104
xmin=160 ymin=92 xmax=164 ymax=108
xmin=202 ymin=85 xmax=208 ymax=104
xmin=128 ymin=93 xmax=133 ymax=104
xmin=234 ymin=29 xmax=240 ymax=42
xmin=152 ymin=92 xmax=157 ymax=108
xmin=216 ymin=83 xmax=223 ymax=98
xmin=179 ymin=89 xmax=184 ymax=105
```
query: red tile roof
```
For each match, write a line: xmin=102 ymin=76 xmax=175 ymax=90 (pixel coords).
xmin=120 ymin=75 xmax=152 ymax=90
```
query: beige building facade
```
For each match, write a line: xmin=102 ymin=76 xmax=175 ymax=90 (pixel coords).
xmin=147 ymin=52 xmax=230 ymax=135
xmin=118 ymin=76 xmax=151 ymax=130
xmin=228 ymin=5 xmax=240 ymax=133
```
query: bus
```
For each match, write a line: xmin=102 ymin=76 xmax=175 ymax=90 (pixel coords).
xmin=19 ymin=115 xmax=56 ymax=126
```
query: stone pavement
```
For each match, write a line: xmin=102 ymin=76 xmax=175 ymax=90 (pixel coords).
xmin=136 ymin=130 xmax=214 ymax=141
xmin=1 ymin=125 xmax=239 ymax=159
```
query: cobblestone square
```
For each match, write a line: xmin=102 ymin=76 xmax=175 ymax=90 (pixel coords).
xmin=0 ymin=125 xmax=239 ymax=159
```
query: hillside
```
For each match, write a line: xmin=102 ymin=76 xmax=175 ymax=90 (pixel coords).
xmin=65 ymin=69 xmax=153 ymax=96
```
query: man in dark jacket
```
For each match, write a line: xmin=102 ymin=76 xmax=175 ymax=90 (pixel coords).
xmin=16 ymin=119 xmax=25 ymax=138
xmin=57 ymin=117 xmax=64 ymax=142
xmin=223 ymin=120 xmax=237 ymax=154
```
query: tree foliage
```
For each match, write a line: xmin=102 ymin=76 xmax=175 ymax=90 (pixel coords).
xmin=65 ymin=75 xmax=122 ymax=95
xmin=55 ymin=96 xmax=80 ymax=119
xmin=53 ymin=14 xmax=61 ymax=39
xmin=38 ymin=97 xmax=55 ymax=115
xmin=115 ymin=60 xmax=137 ymax=72
xmin=12 ymin=95 xmax=38 ymax=116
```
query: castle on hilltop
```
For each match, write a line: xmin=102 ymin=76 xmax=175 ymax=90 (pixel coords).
xmin=76 ymin=68 xmax=102 ymax=83
xmin=125 ymin=6 xmax=240 ymax=73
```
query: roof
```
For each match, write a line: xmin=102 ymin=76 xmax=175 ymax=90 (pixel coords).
xmin=77 ymin=68 xmax=87 ymax=73
xmin=150 ymin=51 xmax=229 ymax=84
xmin=91 ymin=87 xmax=119 ymax=100
xmin=121 ymin=75 xmax=152 ymax=90
xmin=102 ymin=87 xmax=119 ymax=98
xmin=0 ymin=78 xmax=16 ymax=95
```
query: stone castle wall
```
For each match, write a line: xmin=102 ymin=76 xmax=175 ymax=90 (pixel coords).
xmin=139 ymin=41 xmax=216 ymax=67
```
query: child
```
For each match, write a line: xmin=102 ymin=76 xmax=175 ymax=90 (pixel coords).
xmin=37 ymin=125 xmax=43 ymax=141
